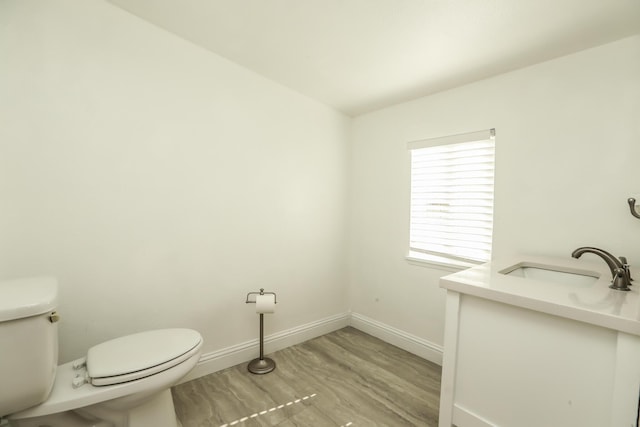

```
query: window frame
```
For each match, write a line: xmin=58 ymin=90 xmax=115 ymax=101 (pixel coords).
xmin=406 ymin=129 xmax=496 ymax=271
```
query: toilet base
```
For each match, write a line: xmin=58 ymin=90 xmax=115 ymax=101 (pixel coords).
xmin=9 ymin=389 xmax=181 ymax=427
xmin=8 ymin=411 xmax=111 ymax=427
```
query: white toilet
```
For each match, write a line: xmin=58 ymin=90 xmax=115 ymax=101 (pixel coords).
xmin=0 ymin=276 xmax=203 ymax=427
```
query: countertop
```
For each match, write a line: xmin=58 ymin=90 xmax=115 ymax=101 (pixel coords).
xmin=440 ymin=255 xmax=640 ymax=336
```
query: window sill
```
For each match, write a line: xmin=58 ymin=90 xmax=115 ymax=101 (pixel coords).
xmin=405 ymin=251 xmax=478 ymax=273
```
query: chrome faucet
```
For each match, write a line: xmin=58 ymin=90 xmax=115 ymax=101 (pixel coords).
xmin=571 ymin=247 xmax=632 ymax=291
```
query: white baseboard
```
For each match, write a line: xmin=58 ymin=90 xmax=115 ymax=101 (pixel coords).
xmin=349 ymin=312 xmax=443 ymax=365
xmin=181 ymin=312 xmax=350 ymax=383
xmin=181 ymin=311 xmax=443 ymax=383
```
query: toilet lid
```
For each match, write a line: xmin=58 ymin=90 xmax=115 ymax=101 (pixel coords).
xmin=86 ymin=328 xmax=202 ymax=386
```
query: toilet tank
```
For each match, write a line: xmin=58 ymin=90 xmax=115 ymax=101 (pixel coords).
xmin=0 ymin=277 xmax=59 ymax=417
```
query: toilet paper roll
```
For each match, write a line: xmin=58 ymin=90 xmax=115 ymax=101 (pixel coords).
xmin=255 ymin=294 xmax=276 ymax=314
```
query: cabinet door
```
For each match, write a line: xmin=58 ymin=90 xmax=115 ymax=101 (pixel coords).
xmin=453 ymin=296 xmax=616 ymax=427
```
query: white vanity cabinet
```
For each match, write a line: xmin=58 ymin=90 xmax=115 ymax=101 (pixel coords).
xmin=438 ymin=257 xmax=640 ymax=427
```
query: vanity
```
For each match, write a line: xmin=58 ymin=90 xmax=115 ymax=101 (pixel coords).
xmin=438 ymin=255 xmax=640 ymax=427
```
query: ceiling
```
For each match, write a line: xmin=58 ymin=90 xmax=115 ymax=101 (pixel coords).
xmin=108 ymin=0 xmax=640 ymax=116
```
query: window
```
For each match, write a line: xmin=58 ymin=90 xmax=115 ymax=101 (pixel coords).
xmin=407 ymin=129 xmax=495 ymax=269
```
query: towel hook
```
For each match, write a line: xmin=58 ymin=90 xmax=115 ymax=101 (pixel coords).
xmin=628 ymin=198 xmax=640 ymax=219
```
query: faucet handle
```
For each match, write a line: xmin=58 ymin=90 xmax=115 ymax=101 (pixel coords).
xmin=619 ymin=256 xmax=633 ymax=283
xmin=610 ymin=267 xmax=632 ymax=291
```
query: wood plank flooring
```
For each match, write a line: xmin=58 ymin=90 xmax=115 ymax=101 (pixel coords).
xmin=172 ymin=327 xmax=441 ymax=426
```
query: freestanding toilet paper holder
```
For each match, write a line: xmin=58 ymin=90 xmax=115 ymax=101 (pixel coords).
xmin=245 ymin=288 xmax=278 ymax=374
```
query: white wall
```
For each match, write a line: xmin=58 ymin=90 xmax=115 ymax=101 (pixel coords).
xmin=1 ymin=0 xmax=638 ymax=371
xmin=0 ymin=0 xmax=351 ymax=363
xmin=349 ymin=36 xmax=640 ymax=349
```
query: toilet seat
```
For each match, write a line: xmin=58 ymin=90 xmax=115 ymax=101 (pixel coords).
xmin=87 ymin=329 xmax=202 ymax=386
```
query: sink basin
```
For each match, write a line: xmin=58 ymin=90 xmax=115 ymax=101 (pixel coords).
xmin=500 ymin=263 xmax=600 ymax=287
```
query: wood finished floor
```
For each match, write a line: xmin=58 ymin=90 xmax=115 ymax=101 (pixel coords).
xmin=172 ymin=327 xmax=441 ymax=427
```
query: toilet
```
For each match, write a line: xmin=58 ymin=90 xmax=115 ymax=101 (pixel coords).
xmin=0 ymin=276 xmax=203 ymax=427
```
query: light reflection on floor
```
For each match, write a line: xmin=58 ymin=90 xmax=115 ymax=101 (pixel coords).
xmin=218 ymin=393 xmax=353 ymax=427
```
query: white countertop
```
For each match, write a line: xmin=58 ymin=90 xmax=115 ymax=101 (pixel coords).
xmin=440 ymin=255 xmax=640 ymax=336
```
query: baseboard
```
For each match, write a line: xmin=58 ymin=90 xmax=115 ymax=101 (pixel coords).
xmin=349 ymin=312 xmax=443 ymax=365
xmin=181 ymin=311 xmax=443 ymax=383
xmin=180 ymin=312 xmax=350 ymax=383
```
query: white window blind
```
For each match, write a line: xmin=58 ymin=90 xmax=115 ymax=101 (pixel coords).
xmin=408 ymin=129 xmax=495 ymax=265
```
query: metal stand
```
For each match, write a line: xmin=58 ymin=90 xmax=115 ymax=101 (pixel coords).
xmin=245 ymin=288 xmax=277 ymax=375
xmin=247 ymin=313 xmax=276 ymax=374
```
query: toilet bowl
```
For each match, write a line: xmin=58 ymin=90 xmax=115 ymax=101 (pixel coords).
xmin=9 ymin=328 xmax=202 ymax=427
xmin=0 ymin=277 xmax=203 ymax=427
